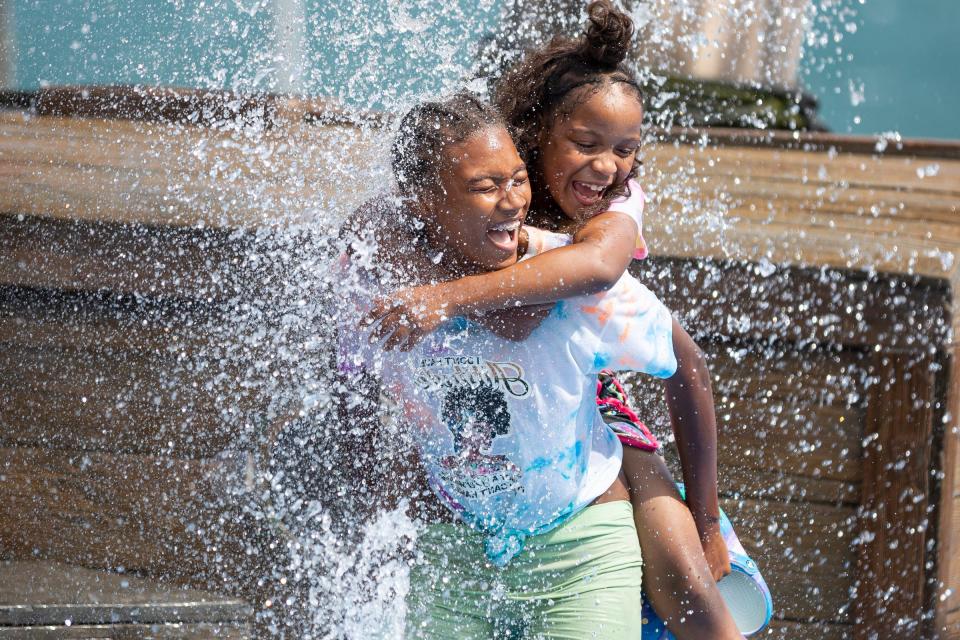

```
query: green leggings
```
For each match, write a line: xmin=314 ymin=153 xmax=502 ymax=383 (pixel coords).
xmin=406 ymin=500 xmax=643 ymax=639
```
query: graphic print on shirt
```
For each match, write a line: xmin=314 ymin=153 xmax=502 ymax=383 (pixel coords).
xmin=436 ymin=382 xmax=523 ymax=500
xmin=414 ymin=355 xmax=531 ymax=399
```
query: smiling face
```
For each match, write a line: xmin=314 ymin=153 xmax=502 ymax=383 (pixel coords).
xmin=537 ymin=82 xmax=643 ymax=221
xmin=421 ymin=125 xmax=531 ymax=273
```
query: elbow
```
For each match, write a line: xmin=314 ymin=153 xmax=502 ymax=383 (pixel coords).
xmin=591 ymin=258 xmax=626 ymax=293
xmin=688 ymin=347 xmax=712 ymax=390
xmin=671 ymin=330 xmax=712 ymax=391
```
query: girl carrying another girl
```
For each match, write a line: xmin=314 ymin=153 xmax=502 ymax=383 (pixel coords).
xmin=339 ymin=92 xmax=740 ymax=638
xmin=361 ymin=2 xmax=740 ymax=636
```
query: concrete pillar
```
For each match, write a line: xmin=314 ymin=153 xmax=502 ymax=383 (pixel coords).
xmin=492 ymin=0 xmax=811 ymax=90
xmin=273 ymin=0 xmax=306 ymax=94
xmin=638 ymin=0 xmax=811 ymax=89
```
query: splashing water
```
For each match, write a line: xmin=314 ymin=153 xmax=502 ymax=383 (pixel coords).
xmin=11 ymin=1 xmax=955 ymax=639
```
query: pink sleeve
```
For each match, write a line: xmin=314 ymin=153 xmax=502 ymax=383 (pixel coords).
xmin=523 ymin=226 xmax=572 ymax=258
xmin=606 ymin=180 xmax=648 ymax=260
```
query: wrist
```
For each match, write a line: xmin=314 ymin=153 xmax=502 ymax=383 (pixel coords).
xmin=433 ymin=280 xmax=469 ymax=317
xmin=445 ymin=274 xmax=508 ymax=316
xmin=692 ymin=509 xmax=722 ymax=537
xmin=686 ymin=495 xmax=721 ymax=528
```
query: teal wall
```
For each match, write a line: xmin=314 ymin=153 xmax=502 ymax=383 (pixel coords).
xmin=9 ymin=0 xmax=500 ymax=111
xmin=11 ymin=0 xmax=274 ymax=90
xmin=7 ymin=0 xmax=960 ymax=139
xmin=799 ymin=0 xmax=959 ymax=139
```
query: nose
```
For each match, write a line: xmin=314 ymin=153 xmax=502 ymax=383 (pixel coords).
xmin=499 ymin=180 xmax=528 ymax=211
xmin=590 ymin=151 xmax=618 ymax=179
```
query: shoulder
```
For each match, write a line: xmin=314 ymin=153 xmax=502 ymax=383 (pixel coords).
xmin=339 ymin=193 xmax=428 ymax=287
xmin=339 ymin=194 xmax=403 ymax=248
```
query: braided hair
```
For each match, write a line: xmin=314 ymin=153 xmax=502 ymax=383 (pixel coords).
xmin=392 ymin=92 xmax=507 ymax=200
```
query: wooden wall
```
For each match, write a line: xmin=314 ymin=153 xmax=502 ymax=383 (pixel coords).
xmin=630 ymin=258 xmax=950 ymax=639
xmin=635 ymin=129 xmax=960 ymax=638
xmin=0 ymin=219 xmax=263 ymax=583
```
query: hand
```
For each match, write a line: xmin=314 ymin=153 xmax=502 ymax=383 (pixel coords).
xmin=698 ymin=523 xmax=732 ymax=582
xmin=471 ymin=304 xmax=554 ymax=341
xmin=363 ymin=284 xmax=454 ymax=351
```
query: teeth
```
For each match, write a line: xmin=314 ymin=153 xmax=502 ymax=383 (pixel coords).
xmin=580 ymin=183 xmax=605 ymax=192
xmin=490 ymin=220 xmax=521 ymax=232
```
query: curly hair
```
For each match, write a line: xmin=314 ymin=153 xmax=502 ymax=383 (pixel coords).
xmin=492 ymin=0 xmax=643 ymax=228
xmin=391 ymin=92 xmax=507 ymax=199
xmin=441 ymin=383 xmax=511 ymax=454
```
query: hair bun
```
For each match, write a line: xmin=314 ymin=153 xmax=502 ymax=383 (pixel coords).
xmin=580 ymin=0 xmax=634 ymax=67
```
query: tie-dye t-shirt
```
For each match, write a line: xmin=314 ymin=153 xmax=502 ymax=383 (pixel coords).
xmin=337 ymin=261 xmax=676 ymax=565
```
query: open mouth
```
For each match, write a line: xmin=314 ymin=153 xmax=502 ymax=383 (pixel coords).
xmin=486 ymin=219 xmax=521 ymax=252
xmin=572 ymin=180 xmax=608 ymax=206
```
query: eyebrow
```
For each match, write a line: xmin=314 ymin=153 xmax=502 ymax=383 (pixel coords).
xmin=570 ymin=126 xmax=641 ymax=143
xmin=467 ymin=165 xmax=528 ymax=184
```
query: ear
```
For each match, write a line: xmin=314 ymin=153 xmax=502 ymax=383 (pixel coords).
xmin=413 ymin=184 xmax=447 ymax=222
xmin=410 ymin=185 xmax=445 ymax=225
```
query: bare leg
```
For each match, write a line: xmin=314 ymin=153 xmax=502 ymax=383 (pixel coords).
xmin=623 ymin=446 xmax=742 ymax=640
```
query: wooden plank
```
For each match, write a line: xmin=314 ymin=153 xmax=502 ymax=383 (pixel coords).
xmin=707 ymin=346 xmax=867 ymax=408
xmin=936 ymin=347 xmax=960 ymax=631
xmin=0 ymin=214 xmax=249 ymax=300
xmin=700 ymin=177 xmax=960 ymax=225
xmin=716 ymin=399 xmax=863 ymax=482
xmin=764 ymin=619 xmax=852 ymax=640
xmin=0 ymin=561 xmax=251 ymax=626
xmin=855 ymin=353 xmax=937 ymax=639
xmin=722 ymin=497 xmax=857 ymax=623
xmin=942 ymin=608 xmax=960 ymax=639
xmin=621 ymin=349 xmax=849 ymax=415
xmin=951 ymin=494 xmax=960 ymax=601
xmin=720 ymin=466 xmax=860 ymax=505
xmin=0 ymin=623 xmax=251 ymax=639
xmin=636 ymin=160 xmax=960 ymax=285
xmin=0 ymin=343 xmax=208 ymax=396
xmin=662 ymin=126 xmax=960 ymax=160
xmin=0 ymin=448 xmax=250 ymax=584
xmin=0 ymin=112 xmax=379 ymax=230
xmin=633 ymin=258 xmax=951 ymax=352
xmin=0 ymin=287 xmax=282 ymax=457
xmin=0 ymin=341 xmax=265 ymax=456
xmin=646 ymin=142 xmax=960 ymax=187
xmin=681 ymin=149 xmax=960 ymax=200
xmin=0 ymin=388 xmax=240 ymax=457
xmin=0 ymin=287 xmax=207 ymax=354
xmin=0 ymin=85 xmax=384 ymax=128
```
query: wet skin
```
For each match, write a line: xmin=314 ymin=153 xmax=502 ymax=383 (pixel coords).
xmin=420 ymin=126 xmax=531 ymax=275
